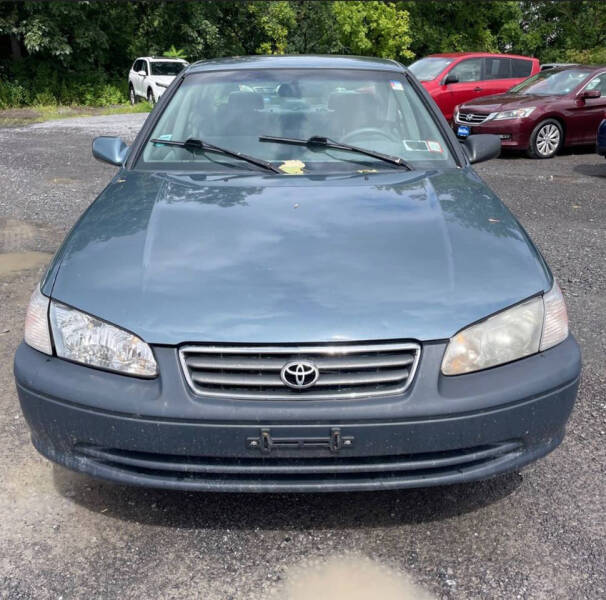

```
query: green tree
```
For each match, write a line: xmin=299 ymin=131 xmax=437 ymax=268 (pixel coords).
xmin=333 ymin=1 xmax=413 ymax=60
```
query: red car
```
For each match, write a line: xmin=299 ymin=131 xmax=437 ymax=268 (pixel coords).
xmin=455 ymin=66 xmax=606 ymax=158
xmin=409 ymin=52 xmax=540 ymax=121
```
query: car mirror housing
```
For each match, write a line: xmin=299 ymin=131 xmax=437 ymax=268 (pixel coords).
xmin=138 ymin=70 xmax=147 ymax=77
xmin=579 ymin=89 xmax=601 ymax=100
xmin=462 ymin=134 xmax=501 ymax=164
xmin=92 ymin=136 xmax=129 ymax=167
xmin=444 ymin=73 xmax=459 ymax=85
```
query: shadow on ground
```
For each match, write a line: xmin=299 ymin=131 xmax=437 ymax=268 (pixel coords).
xmin=53 ymin=464 xmax=522 ymax=530
xmin=573 ymin=162 xmax=606 ymax=179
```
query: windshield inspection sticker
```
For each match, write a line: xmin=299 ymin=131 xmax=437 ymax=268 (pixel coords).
xmin=278 ymin=160 xmax=306 ymax=175
xmin=390 ymin=80 xmax=404 ymax=91
xmin=402 ymin=140 xmax=444 ymax=153
xmin=152 ymin=133 xmax=173 ymax=147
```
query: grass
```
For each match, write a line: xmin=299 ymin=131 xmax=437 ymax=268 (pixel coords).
xmin=0 ymin=101 xmax=151 ymax=128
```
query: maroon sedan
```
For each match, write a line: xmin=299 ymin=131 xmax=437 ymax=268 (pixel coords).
xmin=454 ymin=66 xmax=606 ymax=158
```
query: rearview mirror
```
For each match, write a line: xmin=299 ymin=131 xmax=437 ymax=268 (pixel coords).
xmin=444 ymin=73 xmax=459 ymax=85
xmin=579 ymin=89 xmax=601 ymax=100
xmin=92 ymin=136 xmax=129 ymax=166
xmin=462 ymin=134 xmax=501 ymax=164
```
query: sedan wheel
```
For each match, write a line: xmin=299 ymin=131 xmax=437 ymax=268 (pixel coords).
xmin=528 ymin=120 xmax=563 ymax=159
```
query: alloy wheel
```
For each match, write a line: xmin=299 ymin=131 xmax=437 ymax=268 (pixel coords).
xmin=535 ymin=123 xmax=561 ymax=157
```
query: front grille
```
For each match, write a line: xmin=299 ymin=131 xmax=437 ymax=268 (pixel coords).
xmin=179 ymin=341 xmax=421 ymax=400
xmin=458 ymin=111 xmax=490 ymax=124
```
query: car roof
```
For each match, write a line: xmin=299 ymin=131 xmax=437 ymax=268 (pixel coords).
xmin=547 ymin=65 xmax=605 ymax=73
xmin=186 ymin=55 xmax=404 ymax=73
xmin=427 ymin=52 xmax=536 ymax=60
xmin=137 ymin=56 xmax=187 ymax=62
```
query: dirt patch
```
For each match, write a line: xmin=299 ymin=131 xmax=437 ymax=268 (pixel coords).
xmin=0 ymin=218 xmax=60 ymax=253
xmin=274 ymin=555 xmax=435 ymax=600
xmin=0 ymin=252 xmax=51 ymax=277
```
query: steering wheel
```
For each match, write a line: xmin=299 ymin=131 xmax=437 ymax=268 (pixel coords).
xmin=341 ymin=127 xmax=398 ymax=144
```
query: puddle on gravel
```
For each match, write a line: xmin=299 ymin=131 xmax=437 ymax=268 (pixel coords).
xmin=0 ymin=251 xmax=51 ymax=277
xmin=275 ymin=555 xmax=435 ymax=600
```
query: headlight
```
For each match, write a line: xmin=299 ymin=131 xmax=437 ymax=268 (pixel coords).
xmin=24 ymin=285 xmax=52 ymax=355
xmin=489 ymin=107 xmax=536 ymax=121
xmin=49 ymin=301 xmax=157 ymax=377
xmin=442 ymin=281 xmax=568 ymax=375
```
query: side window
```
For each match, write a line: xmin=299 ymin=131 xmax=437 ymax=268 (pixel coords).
xmin=449 ymin=59 xmax=483 ymax=83
xmin=142 ymin=61 xmax=149 ymax=75
xmin=133 ymin=60 xmax=141 ymax=72
xmin=585 ymin=74 xmax=606 ymax=95
xmin=511 ymin=59 xmax=533 ymax=78
xmin=484 ymin=58 xmax=511 ymax=80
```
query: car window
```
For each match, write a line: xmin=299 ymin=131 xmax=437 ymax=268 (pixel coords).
xmin=141 ymin=61 xmax=148 ymax=75
xmin=510 ymin=69 xmax=592 ymax=96
xmin=585 ymin=74 xmax=606 ymax=95
xmin=408 ymin=57 xmax=454 ymax=81
xmin=132 ymin=60 xmax=140 ymax=72
xmin=138 ymin=68 xmax=456 ymax=173
xmin=449 ymin=59 xmax=483 ymax=83
xmin=151 ymin=61 xmax=186 ymax=76
xmin=511 ymin=59 xmax=533 ymax=78
xmin=484 ymin=58 xmax=511 ymax=80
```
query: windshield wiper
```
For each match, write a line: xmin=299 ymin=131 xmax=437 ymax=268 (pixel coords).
xmin=259 ymin=135 xmax=412 ymax=170
xmin=149 ymin=138 xmax=281 ymax=174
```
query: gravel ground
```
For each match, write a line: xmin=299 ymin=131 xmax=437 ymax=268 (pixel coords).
xmin=0 ymin=114 xmax=605 ymax=600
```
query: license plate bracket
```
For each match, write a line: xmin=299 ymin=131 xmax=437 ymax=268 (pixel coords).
xmin=247 ymin=428 xmax=354 ymax=454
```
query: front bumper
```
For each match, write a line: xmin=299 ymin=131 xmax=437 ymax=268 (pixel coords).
xmin=454 ymin=117 xmax=534 ymax=149
xmin=14 ymin=336 xmax=581 ymax=492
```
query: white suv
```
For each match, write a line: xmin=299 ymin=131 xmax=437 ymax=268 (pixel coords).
xmin=128 ymin=57 xmax=188 ymax=105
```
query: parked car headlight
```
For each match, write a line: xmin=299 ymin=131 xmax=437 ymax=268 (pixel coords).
xmin=442 ymin=281 xmax=568 ymax=375
xmin=24 ymin=285 xmax=53 ymax=355
xmin=49 ymin=301 xmax=157 ymax=377
xmin=489 ymin=107 xmax=536 ymax=121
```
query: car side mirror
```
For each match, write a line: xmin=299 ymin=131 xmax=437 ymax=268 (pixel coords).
xmin=444 ymin=73 xmax=459 ymax=85
xmin=462 ymin=134 xmax=501 ymax=164
xmin=138 ymin=70 xmax=147 ymax=77
xmin=579 ymin=89 xmax=601 ymax=100
xmin=92 ymin=136 xmax=129 ymax=166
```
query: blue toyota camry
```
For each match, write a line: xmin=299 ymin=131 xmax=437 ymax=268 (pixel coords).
xmin=14 ymin=56 xmax=580 ymax=492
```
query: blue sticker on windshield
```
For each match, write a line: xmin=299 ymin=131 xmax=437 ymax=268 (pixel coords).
xmin=390 ymin=80 xmax=404 ymax=91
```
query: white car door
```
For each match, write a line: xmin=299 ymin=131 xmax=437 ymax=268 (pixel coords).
xmin=138 ymin=60 xmax=149 ymax=98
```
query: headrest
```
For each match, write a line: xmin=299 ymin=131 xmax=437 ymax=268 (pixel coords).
xmin=328 ymin=92 xmax=375 ymax=115
xmin=227 ymin=91 xmax=263 ymax=111
xmin=278 ymin=83 xmax=299 ymax=98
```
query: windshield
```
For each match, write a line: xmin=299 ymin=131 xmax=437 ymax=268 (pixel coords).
xmin=150 ymin=61 xmax=186 ymax=76
xmin=408 ymin=58 xmax=454 ymax=81
xmin=139 ymin=69 xmax=455 ymax=173
xmin=510 ymin=69 xmax=591 ymax=96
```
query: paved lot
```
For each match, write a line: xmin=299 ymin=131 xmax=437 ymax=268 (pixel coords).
xmin=1 ymin=114 xmax=605 ymax=600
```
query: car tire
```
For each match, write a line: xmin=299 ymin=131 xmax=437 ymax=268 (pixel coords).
xmin=147 ymin=88 xmax=155 ymax=106
xmin=129 ymin=84 xmax=136 ymax=106
xmin=527 ymin=119 xmax=563 ymax=159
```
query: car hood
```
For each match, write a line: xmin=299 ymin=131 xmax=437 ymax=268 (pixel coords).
xmin=461 ymin=93 xmax=548 ymax=112
xmin=46 ymin=169 xmax=550 ymax=344
xmin=149 ymin=75 xmax=175 ymax=86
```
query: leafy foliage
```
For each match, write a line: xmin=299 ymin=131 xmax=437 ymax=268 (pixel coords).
xmin=0 ymin=1 xmax=603 ymax=109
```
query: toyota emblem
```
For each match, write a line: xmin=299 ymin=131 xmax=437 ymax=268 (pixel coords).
xmin=280 ymin=360 xmax=320 ymax=390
